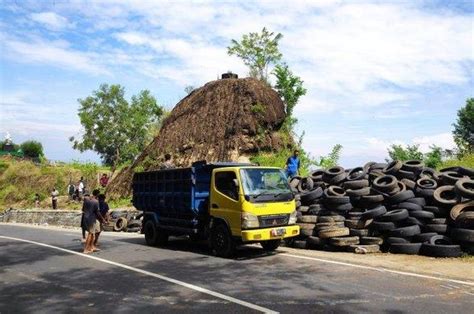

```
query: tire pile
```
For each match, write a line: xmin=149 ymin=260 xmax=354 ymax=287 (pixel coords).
xmin=288 ymin=161 xmax=474 ymax=257
xmin=102 ymin=211 xmax=142 ymax=233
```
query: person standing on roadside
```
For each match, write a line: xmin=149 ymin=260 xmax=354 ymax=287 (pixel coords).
xmin=285 ymin=149 xmax=300 ymax=178
xmin=34 ymin=193 xmax=40 ymax=208
xmin=82 ymin=189 xmax=106 ymax=254
xmin=94 ymin=193 xmax=110 ymax=247
xmin=51 ymin=187 xmax=59 ymax=209
xmin=67 ymin=181 xmax=75 ymax=201
xmin=99 ymin=173 xmax=109 ymax=188
xmin=78 ymin=177 xmax=85 ymax=199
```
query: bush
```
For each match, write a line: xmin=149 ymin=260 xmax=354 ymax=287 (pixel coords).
xmin=20 ymin=140 xmax=44 ymax=158
xmin=439 ymin=153 xmax=474 ymax=170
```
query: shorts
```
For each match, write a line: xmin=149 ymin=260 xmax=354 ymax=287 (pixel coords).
xmin=87 ymin=220 xmax=101 ymax=234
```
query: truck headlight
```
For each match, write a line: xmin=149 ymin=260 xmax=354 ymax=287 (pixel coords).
xmin=288 ymin=210 xmax=297 ymax=225
xmin=241 ymin=212 xmax=259 ymax=229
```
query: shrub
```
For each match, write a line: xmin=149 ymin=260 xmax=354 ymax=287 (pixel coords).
xmin=20 ymin=140 xmax=44 ymax=158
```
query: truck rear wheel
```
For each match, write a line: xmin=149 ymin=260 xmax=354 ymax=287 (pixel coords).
xmin=144 ymin=220 xmax=168 ymax=246
xmin=261 ymin=239 xmax=281 ymax=251
xmin=211 ymin=223 xmax=235 ymax=258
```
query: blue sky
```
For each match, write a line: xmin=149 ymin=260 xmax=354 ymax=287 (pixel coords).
xmin=0 ymin=0 xmax=473 ymax=167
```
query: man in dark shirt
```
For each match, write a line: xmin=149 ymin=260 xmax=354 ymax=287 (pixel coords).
xmin=94 ymin=194 xmax=110 ymax=247
xmin=82 ymin=189 xmax=105 ymax=254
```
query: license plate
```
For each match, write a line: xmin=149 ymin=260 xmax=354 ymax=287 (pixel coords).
xmin=271 ymin=228 xmax=286 ymax=237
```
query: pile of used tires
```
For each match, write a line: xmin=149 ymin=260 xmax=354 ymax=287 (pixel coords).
xmin=102 ymin=211 xmax=142 ymax=233
xmin=288 ymin=161 xmax=474 ymax=257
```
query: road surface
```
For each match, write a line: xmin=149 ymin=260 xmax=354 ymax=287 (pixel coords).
xmin=0 ymin=224 xmax=473 ymax=313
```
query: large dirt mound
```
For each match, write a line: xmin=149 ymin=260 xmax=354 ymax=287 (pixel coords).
xmin=108 ymin=77 xmax=289 ymax=198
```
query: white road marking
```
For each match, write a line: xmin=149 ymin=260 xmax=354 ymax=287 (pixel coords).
xmin=440 ymin=285 xmax=454 ymax=290
xmin=280 ymin=253 xmax=474 ymax=287
xmin=0 ymin=236 xmax=277 ymax=314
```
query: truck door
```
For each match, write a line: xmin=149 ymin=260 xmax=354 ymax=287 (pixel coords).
xmin=210 ymin=170 xmax=241 ymax=236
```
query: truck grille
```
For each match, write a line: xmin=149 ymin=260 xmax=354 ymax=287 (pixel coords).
xmin=259 ymin=214 xmax=289 ymax=228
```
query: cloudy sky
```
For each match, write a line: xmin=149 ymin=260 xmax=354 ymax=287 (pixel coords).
xmin=0 ymin=0 xmax=473 ymax=167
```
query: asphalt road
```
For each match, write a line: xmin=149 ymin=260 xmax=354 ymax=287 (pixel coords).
xmin=1 ymin=224 xmax=473 ymax=313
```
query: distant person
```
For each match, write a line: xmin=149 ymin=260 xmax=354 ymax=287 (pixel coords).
xmin=95 ymin=193 xmax=110 ymax=247
xmin=51 ymin=187 xmax=59 ymax=209
xmin=78 ymin=177 xmax=85 ymax=197
xmin=34 ymin=193 xmax=40 ymax=208
xmin=82 ymin=189 xmax=105 ymax=254
xmin=285 ymin=149 xmax=300 ymax=178
xmin=67 ymin=181 xmax=75 ymax=201
xmin=99 ymin=173 xmax=109 ymax=188
xmin=160 ymin=153 xmax=175 ymax=169
xmin=80 ymin=194 xmax=89 ymax=242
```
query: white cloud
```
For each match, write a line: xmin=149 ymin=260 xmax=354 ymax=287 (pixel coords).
xmin=30 ymin=12 xmax=72 ymax=30
xmin=412 ymin=132 xmax=456 ymax=153
xmin=2 ymin=36 xmax=109 ymax=75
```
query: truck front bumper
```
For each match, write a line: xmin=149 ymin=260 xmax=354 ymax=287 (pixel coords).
xmin=241 ymin=225 xmax=300 ymax=242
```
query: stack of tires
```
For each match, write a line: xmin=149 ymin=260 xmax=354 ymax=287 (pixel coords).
xmin=103 ymin=211 xmax=143 ymax=233
xmin=289 ymin=161 xmax=474 ymax=257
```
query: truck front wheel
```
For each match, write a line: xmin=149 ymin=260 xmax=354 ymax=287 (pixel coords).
xmin=144 ymin=220 xmax=168 ymax=246
xmin=261 ymin=239 xmax=281 ymax=251
xmin=210 ymin=223 xmax=235 ymax=258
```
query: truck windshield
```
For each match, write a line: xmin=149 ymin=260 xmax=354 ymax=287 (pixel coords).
xmin=240 ymin=168 xmax=293 ymax=203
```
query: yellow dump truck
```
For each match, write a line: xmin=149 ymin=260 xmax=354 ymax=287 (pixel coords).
xmin=132 ymin=161 xmax=299 ymax=257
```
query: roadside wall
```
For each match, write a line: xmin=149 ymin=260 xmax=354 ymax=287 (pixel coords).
xmin=1 ymin=209 xmax=82 ymax=227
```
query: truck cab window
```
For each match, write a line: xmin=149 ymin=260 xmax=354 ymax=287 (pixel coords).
xmin=215 ymin=171 xmax=239 ymax=201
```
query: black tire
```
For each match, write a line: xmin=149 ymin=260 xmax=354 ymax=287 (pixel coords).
xmin=450 ymin=228 xmax=474 ymax=243
xmin=325 ymin=202 xmax=353 ymax=212
xmin=455 ymin=212 xmax=474 ymax=228
xmin=297 ymin=215 xmax=318 ymax=223
xmin=370 ymin=221 xmax=396 ymax=231
xmin=413 ymin=232 xmax=438 ymax=243
xmin=397 ymin=170 xmax=417 ymax=181
xmin=454 ymin=178 xmax=474 ymax=199
xmin=401 ymin=179 xmax=416 ymax=190
xmin=292 ymin=240 xmax=307 ymax=249
xmin=420 ymin=243 xmax=462 ymax=257
xmin=383 ymin=160 xmax=402 ymax=175
xmin=343 ymin=180 xmax=369 ymax=190
xmin=344 ymin=219 xmax=373 ymax=229
xmin=261 ymin=239 xmax=281 ymax=251
xmin=360 ymin=236 xmax=383 ymax=245
xmin=390 ymin=225 xmax=421 ymax=237
xmin=350 ymin=228 xmax=369 ymax=237
xmin=318 ymin=215 xmax=345 ymax=223
xmin=440 ymin=171 xmax=465 ymax=185
xmin=114 ymin=217 xmax=128 ymax=232
xmin=409 ymin=211 xmax=435 ymax=219
xmin=373 ymin=175 xmax=398 ymax=192
xmin=416 ymin=188 xmax=435 ymax=198
xmin=299 ymin=206 xmax=309 ymax=213
xmin=386 ymin=237 xmax=410 ymax=244
xmin=361 ymin=206 xmax=387 ymax=220
xmin=329 ymin=236 xmax=359 ymax=246
xmin=327 ymin=186 xmax=346 ymax=196
xmin=324 ymin=166 xmax=345 ymax=177
xmin=347 ymin=244 xmax=381 ymax=254
xmin=424 ymin=206 xmax=448 ymax=217
xmin=429 ymin=235 xmax=452 ymax=245
xmin=459 ymin=167 xmax=474 ymax=177
xmin=347 ymin=167 xmax=366 ymax=181
xmin=381 ymin=209 xmax=409 ymax=222
xmin=396 ymin=202 xmax=423 ymax=212
xmin=211 ymin=223 xmax=235 ymax=258
xmin=387 ymin=190 xmax=415 ymax=204
xmin=306 ymin=236 xmax=326 ymax=247
xmin=433 ymin=185 xmax=458 ymax=206
xmin=420 ymin=167 xmax=440 ymax=181
xmin=402 ymin=216 xmax=425 ymax=227
xmin=300 ymin=187 xmax=323 ymax=205
xmin=405 ymin=197 xmax=426 ymax=207
xmin=389 ymin=243 xmax=422 ymax=255
xmin=430 ymin=218 xmax=446 ymax=225
xmin=144 ymin=220 xmax=168 ymax=246
xmin=450 ymin=201 xmax=474 ymax=221
xmin=127 ymin=227 xmax=141 ymax=233
xmin=423 ymin=224 xmax=448 ymax=234
xmin=416 ymin=178 xmax=438 ymax=189
xmin=324 ymin=194 xmax=351 ymax=205
xmin=298 ymin=177 xmax=314 ymax=193
xmin=402 ymin=160 xmax=424 ymax=172
xmin=346 ymin=187 xmax=371 ymax=197
xmin=289 ymin=176 xmax=301 ymax=189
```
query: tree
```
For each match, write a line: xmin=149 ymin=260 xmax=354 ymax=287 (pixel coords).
xmin=424 ymin=145 xmax=443 ymax=169
xmin=20 ymin=140 xmax=44 ymax=158
xmin=227 ymin=27 xmax=283 ymax=82
xmin=273 ymin=63 xmax=307 ymax=130
xmin=453 ymin=98 xmax=474 ymax=154
xmin=70 ymin=84 xmax=164 ymax=172
xmin=317 ymin=144 xmax=343 ymax=169
xmin=387 ymin=144 xmax=423 ymax=162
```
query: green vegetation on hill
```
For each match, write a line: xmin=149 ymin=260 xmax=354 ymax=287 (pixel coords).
xmin=0 ymin=157 xmax=107 ymax=210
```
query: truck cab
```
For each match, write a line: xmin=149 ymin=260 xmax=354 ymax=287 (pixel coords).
xmin=132 ymin=161 xmax=299 ymax=257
